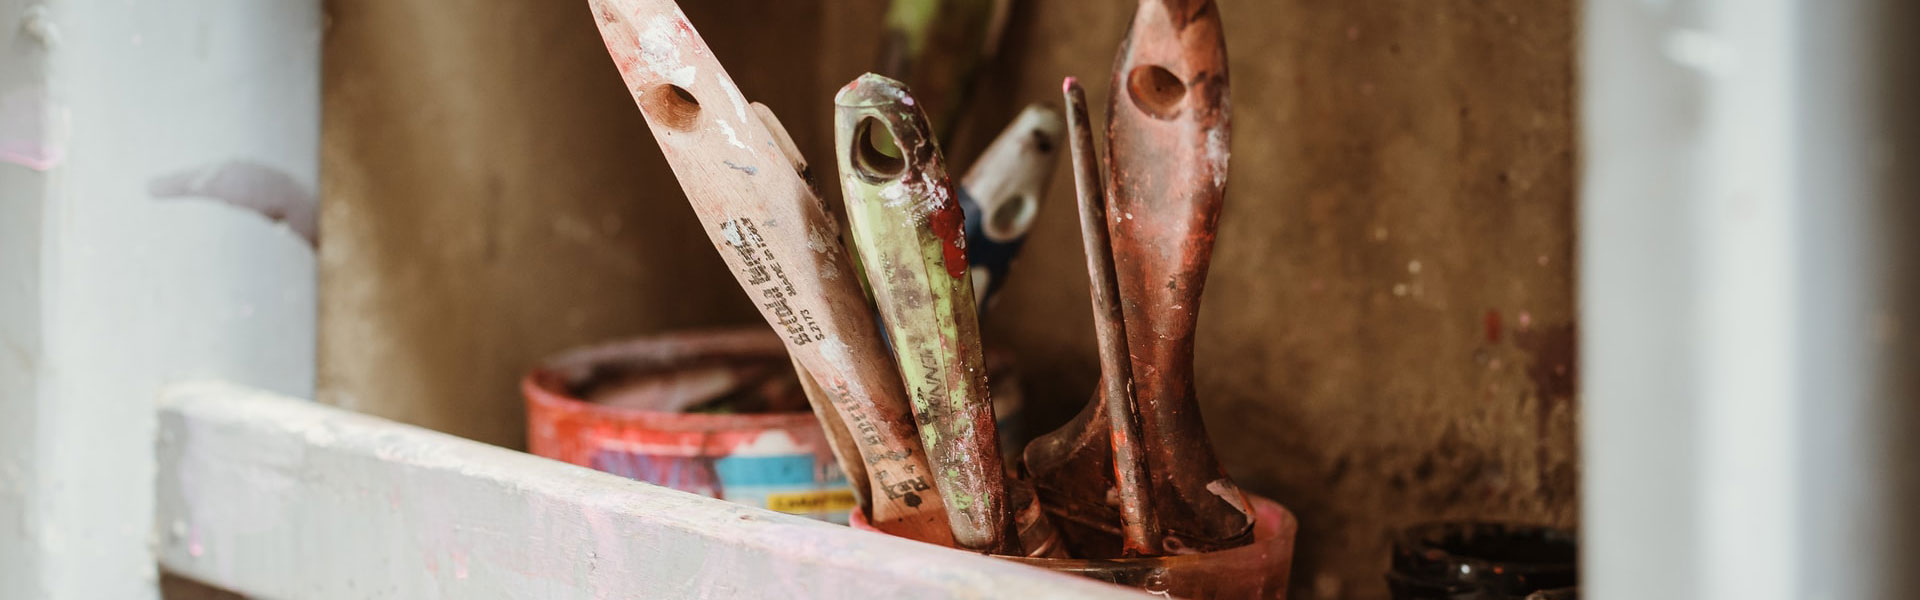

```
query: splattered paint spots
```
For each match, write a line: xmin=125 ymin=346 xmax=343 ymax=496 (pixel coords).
xmin=716 ymin=119 xmax=745 ymax=148
xmin=928 ymin=197 xmax=968 ymax=279
xmin=0 ymin=88 xmax=68 ymax=171
xmin=637 ymin=14 xmax=698 ymax=87
xmin=1204 ymin=126 xmax=1231 ymax=188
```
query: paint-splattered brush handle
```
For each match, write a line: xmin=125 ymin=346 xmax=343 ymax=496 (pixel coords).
xmin=1105 ymin=0 xmax=1253 ymax=549
xmin=588 ymin=0 xmax=953 ymax=546
xmin=876 ymin=0 xmax=1010 ymax=140
xmin=749 ymin=102 xmax=875 ymax=508
xmin=835 ymin=73 xmax=1013 ymax=554
xmin=957 ymin=104 xmax=1065 ymax=312
xmin=791 ymin=357 xmax=870 ymax=509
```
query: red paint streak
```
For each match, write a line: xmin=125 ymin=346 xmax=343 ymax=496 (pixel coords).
xmin=1109 ymin=431 xmax=1152 ymax=557
xmin=1484 ymin=309 xmax=1503 ymax=343
xmin=928 ymin=189 xmax=969 ymax=278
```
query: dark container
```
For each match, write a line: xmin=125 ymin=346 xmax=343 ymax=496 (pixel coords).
xmin=1386 ymin=521 xmax=1577 ymax=599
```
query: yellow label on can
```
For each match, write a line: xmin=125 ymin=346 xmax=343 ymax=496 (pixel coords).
xmin=766 ymin=489 xmax=858 ymax=514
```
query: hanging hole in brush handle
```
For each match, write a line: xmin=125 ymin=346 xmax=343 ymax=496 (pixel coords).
xmin=986 ymin=193 xmax=1038 ymax=242
xmin=1127 ymin=64 xmax=1186 ymax=119
xmin=644 ymin=84 xmax=703 ymax=132
xmin=852 ymin=117 xmax=907 ymax=181
xmin=1029 ymin=128 xmax=1056 ymax=155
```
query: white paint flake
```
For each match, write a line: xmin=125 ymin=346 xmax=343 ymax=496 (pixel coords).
xmin=720 ymin=221 xmax=744 ymax=246
xmin=716 ymin=119 xmax=744 ymax=148
xmin=806 ymin=227 xmax=830 ymax=253
xmin=815 ymin=337 xmax=860 ymax=396
xmin=1205 ymin=479 xmax=1253 ymax=517
xmin=729 ymin=81 xmax=751 ymax=123
xmin=637 ymin=15 xmax=697 ymax=87
xmin=1204 ymin=126 xmax=1231 ymax=188
xmin=878 ymin=181 xmax=911 ymax=208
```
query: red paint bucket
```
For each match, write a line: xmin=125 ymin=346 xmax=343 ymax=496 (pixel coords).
xmin=523 ymin=328 xmax=856 ymax=522
xmin=850 ymin=493 xmax=1298 ymax=599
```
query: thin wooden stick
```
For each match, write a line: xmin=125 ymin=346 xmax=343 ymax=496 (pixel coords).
xmin=588 ymin=0 xmax=952 ymax=546
xmin=1064 ymin=78 xmax=1160 ymax=556
xmin=834 ymin=73 xmax=1013 ymax=553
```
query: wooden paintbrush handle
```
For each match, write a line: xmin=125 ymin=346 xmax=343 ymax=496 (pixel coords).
xmin=589 ymin=0 xmax=952 ymax=545
xmin=1105 ymin=0 xmax=1253 ymax=547
xmin=792 ymin=357 xmax=871 ymax=510
xmin=875 ymin=0 xmax=1005 ymax=139
xmin=835 ymin=74 xmax=1012 ymax=553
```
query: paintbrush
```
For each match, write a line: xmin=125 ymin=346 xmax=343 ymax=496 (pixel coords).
xmin=792 ymin=357 xmax=870 ymax=509
xmin=1102 ymin=0 xmax=1252 ymax=551
xmin=1063 ymin=78 xmax=1160 ymax=556
xmin=588 ymin=0 xmax=953 ymax=546
xmin=876 ymin=0 xmax=1011 ymax=142
xmin=957 ymin=105 xmax=1065 ymax=312
xmin=1024 ymin=0 xmax=1252 ymax=556
xmin=834 ymin=73 xmax=1014 ymax=554
xmin=748 ymin=100 xmax=875 ymax=506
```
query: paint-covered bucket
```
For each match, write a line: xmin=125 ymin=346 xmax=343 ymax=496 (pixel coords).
xmin=851 ymin=493 xmax=1297 ymax=599
xmin=523 ymin=328 xmax=856 ymax=523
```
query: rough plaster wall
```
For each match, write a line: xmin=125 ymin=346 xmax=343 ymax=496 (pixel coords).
xmin=318 ymin=1 xmax=798 ymax=444
xmin=322 ymin=1 xmax=1577 ymax=597
xmin=4 ymin=2 xmax=319 ymax=598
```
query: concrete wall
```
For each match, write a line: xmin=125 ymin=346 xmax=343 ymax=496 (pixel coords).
xmin=321 ymin=1 xmax=1577 ymax=597
xmin=0 ymin=1 xmax=320 ymax=598
xmin=1582 ymin=0 xmax=1920 ymax=598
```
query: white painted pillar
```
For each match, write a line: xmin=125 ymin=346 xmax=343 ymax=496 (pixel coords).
xmin=1582 ymin=0 xmax=1917 ymax=598
xmin=0 ymin=2 xmax=320 ymax=598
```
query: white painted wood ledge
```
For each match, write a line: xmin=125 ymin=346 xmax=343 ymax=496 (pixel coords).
xmin=155 ymin=381 xmax=1139 ymax=599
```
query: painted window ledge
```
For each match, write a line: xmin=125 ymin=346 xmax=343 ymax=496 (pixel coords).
xmin=156 ymin=381 xmax=1137 ymax=599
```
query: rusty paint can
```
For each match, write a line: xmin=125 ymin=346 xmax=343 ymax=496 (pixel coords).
xmin=523 ymin=328 xmax=856 ymax=523
xmin=851 ymin=493 xmax=1298 ymax=598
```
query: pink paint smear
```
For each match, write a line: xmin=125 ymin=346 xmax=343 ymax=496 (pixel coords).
xmin=0 ymin=88 xmax=69 ymax=171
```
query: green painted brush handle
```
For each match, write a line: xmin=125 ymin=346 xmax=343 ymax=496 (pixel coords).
xmin=876 ymin=0 xmax=1008 ymax=140
xmin=590 ymin=0 xmax=953 ymax=546
xmin=834 ymin=73 xmax=1012 ymax=554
